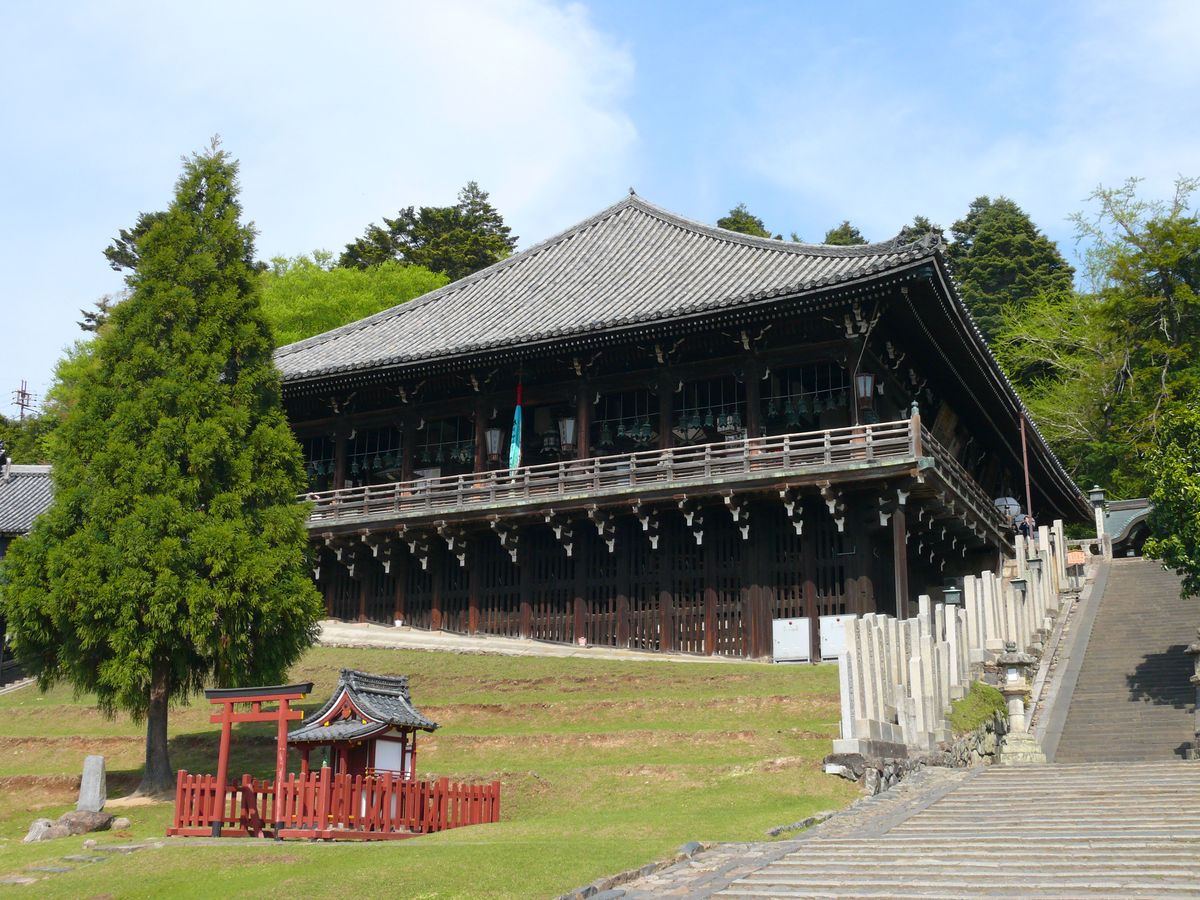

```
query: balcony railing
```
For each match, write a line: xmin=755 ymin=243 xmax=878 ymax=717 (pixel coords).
xmin=302 ymin=418 xmax=943 ymax=526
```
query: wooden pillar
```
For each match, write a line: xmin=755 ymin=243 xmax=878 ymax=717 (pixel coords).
xmin=431 ymin=546 xmax=443 ymax=631
xmin=744 ymin=359 xmax=762 ymax=440
xmin=519 ymin=537 xmax=532 ymax=639
xmin=703 ymin=536 xmax=717 ymax=656
xmin=323 ymin=575 xmax=334 ymax=617
xmin=333 ymin=424 xmax=349 ymax=490
xmin=401 ymin=417 xmax=415 ymax=483
xmin=273 ymin=698 xmax=291 ymax=831
xmin=801 ymin=502 xmax=819 ymax=663
xmin=358 ymin=567 xmax=369 ymax=623
xmin=576 ymin=382 xmax=591 ymax=460
xmin=473 ymin=397 xmax=487 ymax=474
xmin=658 ymin=371 xmax=674 ymax=451
xmin=300 ymin=748 xmax=310 ymax=779
xmin=893 ymin=505 xmax=909 ymax=619
xmin=393 ymin=550 xmax=408 ymax=626
xmin=659 ymin=517 xmax=675 ymax=651
xmin=573 ymin=531 xmax=587 ymax=645
xmin=468 ymin=542 xmax=480 ymax=634
xmin=211 ymin=702 xmax=233 ymax=836
xmin=616 ymin=533 xmax=630 ymax=647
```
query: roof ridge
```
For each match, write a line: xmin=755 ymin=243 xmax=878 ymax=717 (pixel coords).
xmin=274 ymin=193 xmax=932 ymax=363
xmin=275 ymin=193 xmax=645 ymax=360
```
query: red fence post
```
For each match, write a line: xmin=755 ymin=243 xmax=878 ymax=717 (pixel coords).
xmin=315 ymin=766 xmax=331 ymax=838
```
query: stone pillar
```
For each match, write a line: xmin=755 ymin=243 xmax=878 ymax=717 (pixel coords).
xmin=1187 ymin=629 xmax=1200 ymax=760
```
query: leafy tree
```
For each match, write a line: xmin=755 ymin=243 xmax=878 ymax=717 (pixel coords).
xmin=947 ymin=196 xmax=1074 ymax=341
xmin=1144 ymin=399 xmax=1200 ymax=598
xmin=0 ymin=140 xmax=322 ymax=795
xmin=340 ymin=181 xmax=517 ymax=280
xmin=78 ymin=291 xmax=127 ymax=333
xmin=717 ymin=203 xmax=774 ymax=239
xmin=0 ymin=412 xmax=55 ymax=464
xmin=104 ymin=210 xmax=167 ymax=273
xmin=260 ymin=254 xmax=448 ymax=345
xmin=823 ymin=220 xmax=868 ymax=245
xmin=993 ymin=290 xmax=1122 ymax=490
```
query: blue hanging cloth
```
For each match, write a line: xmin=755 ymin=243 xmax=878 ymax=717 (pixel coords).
xmin=508 ymin=382 xmax=523 ymax=470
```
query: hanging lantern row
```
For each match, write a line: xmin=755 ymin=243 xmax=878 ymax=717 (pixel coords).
xmin=676 ymin=408 xmax=743 ymax=434
xmin=766 ymin=389 xmax=851 ymax=425
xmin=598 ymin=417 xmax=656 ymax=449
xmin=418 ymin=441 xmax=474 ymax=466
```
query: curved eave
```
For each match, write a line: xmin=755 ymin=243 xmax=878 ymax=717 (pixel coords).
xmin=279 ymin=258 xmax=938 ymax=397
xmin=924 ymin=256 xmax=1090 ymax=522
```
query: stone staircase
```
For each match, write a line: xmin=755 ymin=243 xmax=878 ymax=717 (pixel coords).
xmin=716 ymin=761 xmax=1200 ymax=898
xmin=1054 ymin=558 xmax=1197 ymax=762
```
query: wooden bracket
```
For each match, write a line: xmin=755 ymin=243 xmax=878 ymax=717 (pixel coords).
xmin=436 ymin=522 xmax=469 ymax=567
xmin=678 ymin=499 xmax=704 ymax=545
xmin=406 ymin=533 xmax=432 ymax=571
xmin=490 ymin=517 xmax=521 ymax=564
xmin=545 ymin=510 xmax=575 ymax=558
xmin=633 ymin=503 xmax=661 ymax=550
xmin=588 ymin=506 xmax=616 ymax=553
xmin=724 ymin=493 xmax=751 ymax=540
xmin=779 ymin=487 xmax=804 ymax=535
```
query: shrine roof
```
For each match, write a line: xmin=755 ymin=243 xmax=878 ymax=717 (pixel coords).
xmin=1103 ymin=498 xmax=1153 ymax=544
xmin=0 ymin=465 xmax=52 ymax=536
xmin=289 ymin=669 xmax=438 ymax=743
xmin=274 ymin=192 xmax=938 ymax=383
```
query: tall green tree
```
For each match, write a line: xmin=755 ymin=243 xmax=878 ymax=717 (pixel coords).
xmin=1144 ymin=398 xmax=1200 ymax=598
xmin=823 ymin=220 xmax=868 ymax=245
xmin=340 ymin=181 xmax=517 ymax=280
xmin=0 ymin=140 xmax=322 ymax=795
xmin=717 ymin=203 xmax=774 ymax=238
xmin=260 ymin=254 xmax=448 ymax=345
xmin=947 ymin=196 xmax=1074 ymax=341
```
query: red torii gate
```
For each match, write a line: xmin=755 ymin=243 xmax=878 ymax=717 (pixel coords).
xmin=205 ymin=682 xmax=312 ymax=836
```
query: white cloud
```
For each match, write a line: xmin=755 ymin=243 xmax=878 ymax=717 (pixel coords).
xmin=0 ymin=0 xmax=636 ymax=404
xmin=743 ymin=1 xmax=1200 ymax=256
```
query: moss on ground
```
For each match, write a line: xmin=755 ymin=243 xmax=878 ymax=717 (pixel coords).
xmin=947 ymin=681 xmax=1007 ymax=734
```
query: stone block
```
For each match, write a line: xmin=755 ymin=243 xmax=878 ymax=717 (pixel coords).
xmin=77 ymin=755 xmax=106 ymax=812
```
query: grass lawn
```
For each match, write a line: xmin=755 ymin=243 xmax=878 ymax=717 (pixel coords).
xmin=0 ymin=647 xmax=856 ymax=898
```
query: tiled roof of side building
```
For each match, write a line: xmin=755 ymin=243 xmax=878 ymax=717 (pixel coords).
xmin=274 ymin=193 xmax=939 ymax=382
xmin=289 ymin=668 xmax=438 ymax=743
xmin=0 ymin=465 xmax=53 ymax=536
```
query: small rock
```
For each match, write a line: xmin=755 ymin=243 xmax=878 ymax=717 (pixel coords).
xmin=823 ymin=763 xmax=856 ymax=781
xmin=23 ymin=818 xmax=54 ymax=843
xmin=57 ymin=810 xmax=114 ymax=836
xmin=27 ymin=866 xmax=71 ymax=873
xmin=678 ymin=841 xmax=703 ymax=858
xmin=82 ymin=838 xmax=97 ymax=849
xmin=0 ymin=876 xmax=38 ymax=885
xmin=111 ymin=817 xmax=131 ymax=830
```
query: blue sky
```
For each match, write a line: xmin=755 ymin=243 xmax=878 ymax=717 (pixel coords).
xmin=2 ymin=0 xmax=1197 ymax=413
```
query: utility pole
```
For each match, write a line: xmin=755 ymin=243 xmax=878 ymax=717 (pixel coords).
xmin=11 ymin=380 xmax=36 ymax=420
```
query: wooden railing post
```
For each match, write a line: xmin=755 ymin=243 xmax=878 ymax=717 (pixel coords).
xmin=315 ymin=766 xmax=330 ymax=838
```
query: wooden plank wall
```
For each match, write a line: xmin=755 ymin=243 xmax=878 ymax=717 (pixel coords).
xmin=338 ymin=497 xmax=879 ymax=658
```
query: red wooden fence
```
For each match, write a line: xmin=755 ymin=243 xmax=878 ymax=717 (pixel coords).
xmin=168 ymin=768 xmax=501 ymax=840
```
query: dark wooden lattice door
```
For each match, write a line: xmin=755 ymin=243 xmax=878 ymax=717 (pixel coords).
xmin=477 ymin=533 xmax=521 ymax=638
xmin=527 ymin=526 xmax=574 ymax=643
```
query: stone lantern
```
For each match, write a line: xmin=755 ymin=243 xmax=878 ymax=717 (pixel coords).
xmin=995 ymin=641 xmax=1046 ymax=765
xmin=1187 ymin=628 xmax=1200 ymax=760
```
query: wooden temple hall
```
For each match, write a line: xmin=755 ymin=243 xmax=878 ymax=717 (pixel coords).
xmin=276 ymin=193 xmax=1088 ymax=661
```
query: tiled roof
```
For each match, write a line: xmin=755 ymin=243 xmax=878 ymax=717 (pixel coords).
xmin=1104 ymin=498 xmax=1152 ymax=543
xmin=289 ymin=669 xmax=438 ymax=743
xmin=275 ymin=193 xmax=937 ymax=382
xmin=0 ymin=465 xmax=52 ymax=536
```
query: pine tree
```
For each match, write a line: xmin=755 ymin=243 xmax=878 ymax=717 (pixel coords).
xmin=0 ymin=140 xmax=322 ymax=795
xmin=823 ymin=220 xmax=868 ymax=245
xmin=340 ymin=181 xmax=517 ymax=280
xmin=948 ymin=197 xmax=1074 ymax=341
xmin=717 ymin=203 xmax=774 ymax=239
